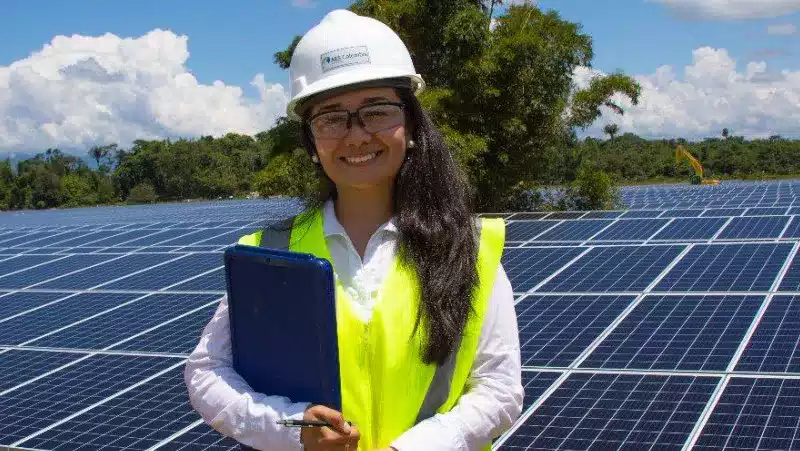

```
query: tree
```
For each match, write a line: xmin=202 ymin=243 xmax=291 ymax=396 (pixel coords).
xmin=603 ymin=123 xmax=619 ymax=141
xmin=722 ymin=128 xmax=729 ymax=138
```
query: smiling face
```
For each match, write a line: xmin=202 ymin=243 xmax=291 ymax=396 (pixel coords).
xmin=306 ymin=87 xmax=409 ymax=192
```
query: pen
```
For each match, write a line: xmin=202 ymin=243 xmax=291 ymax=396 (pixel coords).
xmin=277 ymin=419 xmax=353 ymax=429
xmin=277 ymin=419 xmax=331 ymax=428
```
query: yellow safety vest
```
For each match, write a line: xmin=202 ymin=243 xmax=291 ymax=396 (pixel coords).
xmin=237 ymin=209 xmax=505 ymax=450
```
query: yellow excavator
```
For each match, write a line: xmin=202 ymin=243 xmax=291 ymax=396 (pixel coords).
xmin=675 ymin=145 xmax=720 ymax=185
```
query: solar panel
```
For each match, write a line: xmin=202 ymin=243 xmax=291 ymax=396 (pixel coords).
xmin=784 ymin=216 xmax=800 ymax=239
xmin=0 ymin=291 xmax=72 ymax=320
xmin=502 ymin=247 xmax=585 ymax=291
xmin=653 ymin=243 xmax=794 ymax=292
xmin=580 ymin=211 xmax=623 ymax=219
xmin=701 ymin=208 xmax=745 ymax=217
xmin=25 ymin=293 xmax=220 ymax=350
xmin=745 ymin=207 xmax=789 ymax=216
xmin=736 ymin=295 xmax=800 ymax=372
xmin=537 ymin=245 xmax=685 ymax=292
xmin=506 ymin=221 xmax=558 ymax=242
xmin=519 ymin=371 xmax=562 ymax=413
xmin=717 ymin=216 xmax=791 ymax=240
xmin=497 ymin=373 xmax=719 ymax=450
xmin=0 ymin=181 xmax=799 ymax=450
xmin=111 ymin=303 xmax=218 ymax=354
xmin=100 ymin=253 xmax=223 ymax=290
xmin=0 ymin=293 xmax=137 ymax=345
xmin=693 ymin=378 xmax=800 ymax=450
xmin=580 ymin=294 xmax=763 ymax=371
xmin=532 ymin=220 xmax=613 ymax=242
xmin=2 ymin=254 xmax=124 ymax=288
xmin=0 ymin=353 xmax=182 ymax=443
xmin=589 ymin=218 xmax=669 ymax=241
xmin=159 ymin=422 xmax=240 ymax=450
xmin=651 ymin=217 xmax=727 ymax=241
xmin=659 ymin=209 xmax=705 ymax=218
xmin=14 ymin=367 xmax=201 ymax=450
xmin=0 ymin=349 xmax=82 ymax=392
xmin=516 ymin=295 xmax=635 ymax=366
xmin=34 ymin=253 xmax=178 ymax=290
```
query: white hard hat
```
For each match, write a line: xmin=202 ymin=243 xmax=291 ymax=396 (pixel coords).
xmin=286 ymin=9 xmax=426 ymax=120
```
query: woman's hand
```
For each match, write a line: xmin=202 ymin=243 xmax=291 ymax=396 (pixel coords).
xmin=300 ymin=404 xmax=360 ymax=450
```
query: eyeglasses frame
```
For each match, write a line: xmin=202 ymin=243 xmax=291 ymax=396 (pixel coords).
xmin=306 ymin=101 xmax=407 ymax=139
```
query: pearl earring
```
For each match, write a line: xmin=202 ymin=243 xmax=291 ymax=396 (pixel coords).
xmin=311 ymin=154 xmax=319 ymax=163
xmin=407 ymin=139 xmax=416 ymax=149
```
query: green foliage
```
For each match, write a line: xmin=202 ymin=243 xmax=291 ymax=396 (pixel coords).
xmin=127 ymin=182 xmax=158 ymax=204
xmin=560 ymin=166 xmax=621 ymax=211
xmin=253 ymin=149 xmax=318 ymax=198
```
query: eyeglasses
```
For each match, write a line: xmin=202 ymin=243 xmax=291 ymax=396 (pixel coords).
xmin=307 ymin=102 xmax=405 ymax=140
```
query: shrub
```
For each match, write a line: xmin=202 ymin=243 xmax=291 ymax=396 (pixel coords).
xmin=560 ymin=167 xmax=621 ymax=211
xmin=127 ymin=182 xmax=157 ymax=204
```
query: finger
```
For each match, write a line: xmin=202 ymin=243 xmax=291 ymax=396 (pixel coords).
xmin=309 ymin=406 xmax=351 ymax=435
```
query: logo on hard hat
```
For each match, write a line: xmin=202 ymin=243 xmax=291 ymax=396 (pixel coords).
xmin=321 ymin=46 xmax=371 ymax=73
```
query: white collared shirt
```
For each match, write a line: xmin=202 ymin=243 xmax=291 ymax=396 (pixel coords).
xmin=184 ymin=200 xmax=524 ymax=450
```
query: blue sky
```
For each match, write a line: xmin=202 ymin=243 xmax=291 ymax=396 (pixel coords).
xmin=0 ymin=0 xmax=799 ymax=152
xmin=2 ymin=0 xmax=796 ymax=94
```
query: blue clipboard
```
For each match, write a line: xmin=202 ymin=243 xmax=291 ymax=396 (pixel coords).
xmin=223 ymin=244 xmax=341 ymax=411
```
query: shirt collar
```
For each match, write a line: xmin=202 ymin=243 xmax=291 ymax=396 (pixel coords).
xmin=322 ymin=199 xmax=398 ymax=238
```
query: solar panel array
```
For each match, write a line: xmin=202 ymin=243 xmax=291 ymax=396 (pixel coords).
xmin=0 ymin=179 xmax=798 ymax=450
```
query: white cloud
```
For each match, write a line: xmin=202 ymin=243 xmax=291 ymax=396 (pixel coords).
xmin=0 ymin=30 xmax=289 ymax=153
xmin=651 ymin=0 xmax=800 ymax=20
xmin=767 ymin=23 xmax=798 ymax=35
xmin=575 ymin=47 xmax=800 ymax=140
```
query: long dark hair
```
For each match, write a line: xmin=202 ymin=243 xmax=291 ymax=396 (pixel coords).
xmin=291 ymin=82 xmax=479 ymax=366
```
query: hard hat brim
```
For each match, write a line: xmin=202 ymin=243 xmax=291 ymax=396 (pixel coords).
xmin=286 ymin=69 xmax=425 ymax=121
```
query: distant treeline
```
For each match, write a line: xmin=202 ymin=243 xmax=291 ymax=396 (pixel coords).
xmin=539 ymin=133 xmax=800 ymax=185
xmin=1 ymin=130 xmax=798 ymax=212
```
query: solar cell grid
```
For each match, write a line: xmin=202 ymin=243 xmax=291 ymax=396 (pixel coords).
xmin=717 ymin=216 xmax=791 ymax=240
xmin=506 ymin=221 xmax=557 ymax=242
xmin=651 ymin=217 xmax=727 ymax=241
xmin=736 ymin=295 xmax=800 ymax=373
xmin=0 ymin=350 xmax=81 ymax=392
xmin=544 ymin=212 xmax=586 ymax=220
xmin=110 ymin=303 xmax=218 ymax=355
xmin=0 ymin=254 xmax=116 ymax=289
xmin=508 ymin=213 xmax=548 ymax=220
xmin=116 ymin=229 xmax=199 ymax=247
xmin=533 ymin=220 xmax=613 ymax=242
xmin=0 ymin=354 xmax=180 ymax=444
xmin=516 ymin=295 xmax=635 ymax=367
xmin=519 ymin=371 xmax=562 ymax=413
xmin=0 ymin=254 xmax=65 ymax=277
xmin=581 ymin=295 xmax=764 ymax=371
xmin=784 ymin=216 xmax=800 ymax=239
xmin=659 ymin=209 xmax=705 ymax=218
xmin=590 ymin=218 xmax=669 ymax=241
xmin=0 ymin=291 xmax=72 ymax=321
xmin=159 ymin=422 xmax=240 ymax=451
xmin=538 ymin=245 xmax=685 ymax=292
xmin=621 ymin=210 xmax=663 ymax=218
xmin=0 ymin=292 xmax=137 ymax=345
xmin=778 ymin=252 xmax=800 ymax=291
xmin=745 ymin=207 xmax=789 ymax=216
xmin=156 ymin=228 xmax=235 ymax=246
xmin=170 ymin=269 xmax=226 ymax=291
xmin=100 ymin=253 xmax=223 ymax=290
xmin=653 ymin=243 xmax=794 ymax=292
xmin=701 ymin=208 xmax=745 ymax=217
xmin=694 ymin=378 xmax=800 ymax=450
xmin=580 ymin=211 xmax=623 ymax=219
xmin=25 ymin=293 xmax=220 ymax=350
xmin=497 ymin=373 xmax=719 ymax=451
xmin=16 ymin=367 xmax=199 ymax=451
xmin=502 ymin=247 xmax=585 ymax=292
xmin=35 ymin=253 xmax=179 ymax=290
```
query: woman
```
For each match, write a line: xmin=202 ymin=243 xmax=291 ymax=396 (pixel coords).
xmin=185 ymin=9 xmax=523 ymax=451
